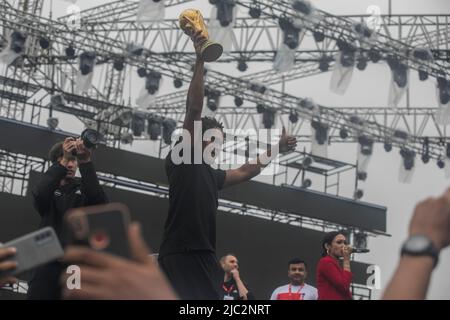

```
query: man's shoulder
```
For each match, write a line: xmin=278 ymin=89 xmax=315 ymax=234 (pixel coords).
xmin=305 ymin=283 xmax=318 ymax=292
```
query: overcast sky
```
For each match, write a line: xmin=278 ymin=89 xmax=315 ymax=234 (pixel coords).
xmin=38 ymin=0 xmax=450 ymax=299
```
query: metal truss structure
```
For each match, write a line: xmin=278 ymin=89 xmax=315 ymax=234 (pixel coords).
xmin=0 ymin=1 xmax=448 ymax=160
xmin=0 ymin=149 xmax=45 ymax=196
xmin=0 ymin=147 xmax=383 ymax=240
xmin=235 ymin=0 xmax=450 ymax=79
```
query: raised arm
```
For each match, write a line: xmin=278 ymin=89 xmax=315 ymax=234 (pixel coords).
xmin=318 ymin=259 xmax=352 ymax=295
xmin=32 ymin=138 xmax=75 ymax=215
xmin=75 ymin=139 xmax=108 ymax=206
xmin=183 ymin=31 xmax=207 ymax=141
xmin=383 ymin=194 xmax=450 ymax=299
xmin=223 ymin=127 xmax=297 ymax=188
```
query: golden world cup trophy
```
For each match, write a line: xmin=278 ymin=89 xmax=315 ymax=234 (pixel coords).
xmin=179 ymin=9 xmax=223 ymax=62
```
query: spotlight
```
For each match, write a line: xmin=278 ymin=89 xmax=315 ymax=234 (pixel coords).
xmin=113 ymin=59 xmax=125 ymax=71
xmin=354 ymin=189 xmax=364 ymax=199
xmin=46 ymin=117 xmax=59 ymax=130
xmin=413 ymin=48 xmax=433 ymax=61
xmin=162 ymin=118 xmax=177 ymax=145
xmin=302 ymin=156 xmax=313 ymax=168
xmin=350 ymin=115 xmax=364 ymax=127
xmin=131 ymin=112 xmax=146 ymax=137
xmin=278 ymin=17 xmax=301 ymax=49
xmin=394 ymin=130 xmax=408 ymax=141
xmin=215 ymin=0 xmax=236 ymax=27
xmin=10 ymin=31 xmax=26 ymax=54
xmin=421 ymin=138 xmax=430 ymax=163
xmin=50 ymin=94 xmax=66 ymax=109
xmin=384 ymin=142 xmax=393 ymax=152
xmin=354 ymin=232 xmax=368 ymax=249
xmin=173 ymin=78 xmax=183 ymax=88
xmin=289 ymin=110 xmax=299 ymax=124
xmin=237 ymin=59 xmax=248 ymax=72
xmin=339 ymin=128 xmax=348 ymax=139
xmin=206 ymin=89 xmax=221 ymax=111
xmin=354 ymin=22 xmax=372 ymax=38
xmin=299 ymin=98 xmax=315 ymax=110
xmin=79 ymin=51 xmax=96 ymax=75
xmin=126 ymin=43 xmax=144 ymax=56
xmin=256 ymin=103 xmax=265 ymax=114
xmin=421 ymin=153 xmax=430 ymax=164
xmin=147 ymin=115 xmax=162 ymax=140
xmin=337 ymin=40 xmax=356 ymax=67
xmin=357 ymin=171 xmax=367 ymax=181
xmin=319 ymin=56 xmax=330 ymax=72
xmin=39 ymin=37 xmax=50 ymax=50
xmin=249 ymin=5 xmax=261 ymax=18
xmin=311 ymin=120 xmax=329 ymax=145
xmin=418 ymin=67 xmax=428 ymax=81
xmin=250 ymin=83 xmax=266 ymax=94
xmin=137 ymin=67 xmax=147 ymax=78
xmin=313 ymin=29 xmax=325 ymax=42
xmin=234 ymin=96 xmax=243 ymax=107
xmin=400 ymin=148 xmax=415 ymax=170
xmin=145 ymin=71 xmax=162 ymax=94
xmin=368 ymin=47 xmax=381 ymax=63
xmin=65 ymin=45 xmax=76 ymax=58
xmin=437 ymin=158 xmax=445 ymax=169
xmin=356 ymin=56 xmax=368 ymax=71
xmin=292 ymin=0 xmax=312 ymax=15
xmin=262 ymin=108 xmax=276 ymax=129
xmin=302 ymin=178 xmax=312 ymax=188
xmin=387 ymin=55 xmax=408 ymax=88
xmin=437 ymin=76 xmax=450 ymax=105
xmin=358 ymin=135 xmax=374 ymax=156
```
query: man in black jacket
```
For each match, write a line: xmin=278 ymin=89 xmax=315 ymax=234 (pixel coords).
xmin=27 ymin=137 xmax=107 ymax=299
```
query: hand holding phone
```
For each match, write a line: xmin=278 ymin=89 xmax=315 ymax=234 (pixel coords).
xmin=65 ymin=203 xmax=131 ymax=259
xmin=0 ymin=227 xmax=63 ymax=278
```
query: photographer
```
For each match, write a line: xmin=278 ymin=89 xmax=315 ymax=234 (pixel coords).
xmin=27 ymin=135 xmax=108 ymax=299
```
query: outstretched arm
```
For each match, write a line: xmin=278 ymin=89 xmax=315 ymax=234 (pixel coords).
xmin=183 ymin=31 xmax=207 ymax=141
xmin=223 ymin=127 xmax=297 ymax=188
xmin=383 ymin=194 xmax=450 ymax=299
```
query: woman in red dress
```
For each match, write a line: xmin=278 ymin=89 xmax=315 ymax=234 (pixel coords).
xmin=316 ymin=231 xmax=353 ymax=300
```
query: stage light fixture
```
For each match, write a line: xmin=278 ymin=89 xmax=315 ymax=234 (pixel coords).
xmin=234 ymin=96 xmax=243 ymax=107
xmin=145 ymin=71 xmax=162 ymax=94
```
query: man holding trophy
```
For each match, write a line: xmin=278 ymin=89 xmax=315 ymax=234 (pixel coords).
xmin=158 ymin=9 xmax=297 ymax=300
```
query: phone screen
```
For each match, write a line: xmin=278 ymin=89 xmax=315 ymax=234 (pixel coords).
xmin=66 ymin=204 xmax=131 ymax=259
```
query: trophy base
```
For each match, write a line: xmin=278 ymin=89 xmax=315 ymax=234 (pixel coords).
xmin=201 ymin=41 xmax=223 ymax=62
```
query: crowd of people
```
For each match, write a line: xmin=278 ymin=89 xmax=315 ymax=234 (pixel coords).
xmin=1 ymin=29 xmax=449 ymax=301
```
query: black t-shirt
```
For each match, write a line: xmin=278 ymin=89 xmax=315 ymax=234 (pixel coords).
xmin=221 ymin=279 xmax=255 ymax=300
xmin=159 ymin=146 xmax=226 ymax=257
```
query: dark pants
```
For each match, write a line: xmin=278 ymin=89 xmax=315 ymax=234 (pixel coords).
xmin=159 ymin=251 xmax=223 ymax=300
xmin=27 ymin=262 xmax=65 ymax=300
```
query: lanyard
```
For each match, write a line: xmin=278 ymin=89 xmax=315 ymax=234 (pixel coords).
xmin=288 ymin=284 xmax=305 ymax=295
xmin=222 ymin=284 xmax=234 ymax=295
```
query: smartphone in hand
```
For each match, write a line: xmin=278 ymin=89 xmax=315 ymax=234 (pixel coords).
xmin=0 ymin=227 xmax=63 ymax=278
xmin=64 ymin=203 xmax=131 ymax=259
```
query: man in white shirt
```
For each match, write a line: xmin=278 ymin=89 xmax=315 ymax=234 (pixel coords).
xmin=270 ymin=258 xmax=318 ymax=300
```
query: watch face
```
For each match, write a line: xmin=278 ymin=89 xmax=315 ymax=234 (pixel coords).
xmin=406 ymin=235 xmax=430 ymax=252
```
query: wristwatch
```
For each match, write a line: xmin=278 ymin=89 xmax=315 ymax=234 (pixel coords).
xmin=401 ymin=235 xmax=439 ymax=268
